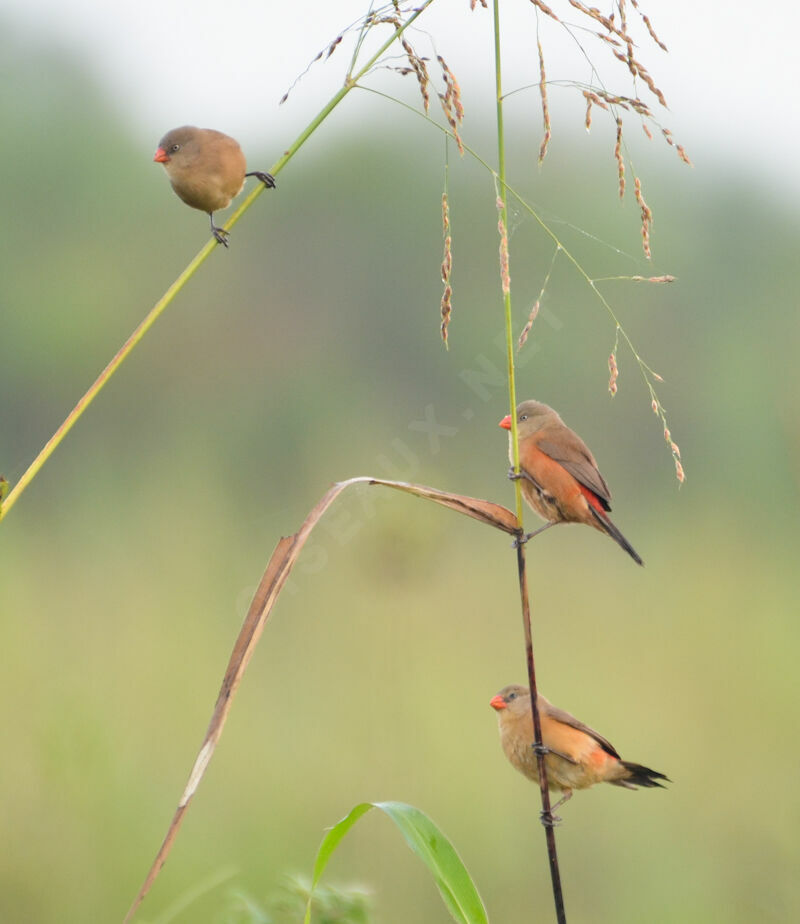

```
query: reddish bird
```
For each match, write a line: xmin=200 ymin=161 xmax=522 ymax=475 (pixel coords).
xmin=499 ymin=399 xmax=642 ymax=564
xmin=153 ymin=126 xmax=276 ymax=247
xmin=490 ymin=685 xmax=667 ymax=813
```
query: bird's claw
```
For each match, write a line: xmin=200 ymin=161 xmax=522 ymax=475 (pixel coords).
xmin=507 ymin=467 xmax=523 ymax=481
xmin=211 ymin=227 xmax=230 ymax=247
xmin=511 ymin=531 xmax=532 ymax=549
xmin=539 ymin=810 xmax=562 ymax=828
xmin=531 ymin=743 xmax=550 ymax=757
xmin=247 ymin=171 xmax=277 ymax=189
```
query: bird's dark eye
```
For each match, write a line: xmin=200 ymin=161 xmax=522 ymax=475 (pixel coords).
xmin=519 ymin=415 xmax=527 ymax=421
xmin=507 ymin=691 xmax=517 ymax=701
xmin=170 ymin=144 xmax=181 ymax=153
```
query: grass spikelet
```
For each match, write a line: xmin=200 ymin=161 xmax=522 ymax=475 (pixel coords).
xmin=632 ymin=57 xmax=668 ymax=108
xmin=567 ymin=0 xmax=627 ymax=41
xmin=440 ymin=284 xmax=452 ymax=345
xmin=648 ymin=390 xmax=685 ymax=482
xmin=518 ymin=301 xmax=540 ymax=350
xmin=529 ymin=0 xmax=561 ymax=23
xmin=496 ymin=198 xmax=510 ymax=295
xmin=438 ymin=55 xmax=464 ymax=122
xmin=608 ymin=352 xmax=619 ymax=395
xmin=614 ymin=118 xmax=625 ymax=198
xmin=440 ymin=192 xmax=453 ymax=346
xmin=518 ymin=245 xmax=558 ymax=351
xmin=630 ymin=0 xmax=668 ymax=51
xmin=438 ymin=55 xmax=465 ymax=154
xmin=634 ymin=175 xmax=652 ymax=258
xmin=538 ymin=41 xmax=551 ymax=162
xmin=401 ymin=38 xmax=431 ymax=112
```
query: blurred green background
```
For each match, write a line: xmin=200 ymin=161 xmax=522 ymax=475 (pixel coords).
xmin=1 ymin=15 xmax=799 ymax=924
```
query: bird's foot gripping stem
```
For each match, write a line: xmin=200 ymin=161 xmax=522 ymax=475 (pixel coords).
xmin=539 ymin=810 xmax=562 ymax=828
xmin=511 ymin=522 xmax=556 ymax=549
xmin=211 ymin=226 xmax=230 ymax=247
xmin=246 ymin=171 xmax=277 ymax=189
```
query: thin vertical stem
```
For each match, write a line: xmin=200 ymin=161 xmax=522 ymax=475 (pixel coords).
xmin=493 ymin=1 xmax=567 ymax=921
xmin=492 ymin=2 xmax=522 ymax=513
xmin=516 ymin=544 xmax=567 ymax=924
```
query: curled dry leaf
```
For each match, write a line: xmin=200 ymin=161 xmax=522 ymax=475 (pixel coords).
xmin=123 ymin=477 xmax=517 ymax=922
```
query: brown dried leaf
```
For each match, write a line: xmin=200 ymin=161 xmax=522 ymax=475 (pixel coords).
xmin=123 ymin=477 xmax=517 ymax=921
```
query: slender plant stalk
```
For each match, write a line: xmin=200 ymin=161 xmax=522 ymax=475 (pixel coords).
xmin=516 ymin=543 xmax=567 ymax=923
xmin=493 ymin=2 xmax=567 ymax=921
xmin=0 ymin=0 xmax=435 ymax=526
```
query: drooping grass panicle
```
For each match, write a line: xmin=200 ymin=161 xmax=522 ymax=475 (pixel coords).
xmin=518 ymin=0 xmax=691 ymax=252
xmin=378 ymin=83 xmax=686 ymax=475
xmin=278 ymin=3 xmax=381 ymax=106
xmin=370 ymin=76 xmax=685 ymax=476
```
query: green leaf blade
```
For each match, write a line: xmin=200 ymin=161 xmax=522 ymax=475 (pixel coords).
xmin=305 ymin=801 xmax=488 ymax=924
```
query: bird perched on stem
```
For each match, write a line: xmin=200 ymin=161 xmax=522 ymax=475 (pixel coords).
xmin=490 ymin=685 xmax=667 ymax=816
xmin=499 ymin=399 xmax=643 ymax=564
xmin=153 ymin=126 xmax=276 ymax=247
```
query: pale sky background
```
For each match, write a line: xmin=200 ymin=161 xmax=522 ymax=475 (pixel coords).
xmin=4 ymin=0 xmax=797 ymax=201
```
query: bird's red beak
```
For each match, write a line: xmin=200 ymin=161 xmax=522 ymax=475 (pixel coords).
xmin=498 ymin=415 xmax=512 ymax=430
xmin=489 ymin=694 xmax=507 ymax=711
xmin=153 ymin=147 xmax=169 ymax=163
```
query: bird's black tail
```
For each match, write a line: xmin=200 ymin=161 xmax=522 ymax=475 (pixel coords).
xmin=619 ymin=761 xmax=669 ymax=789
xmin=590 ymin=508 xmax=644 ymax=566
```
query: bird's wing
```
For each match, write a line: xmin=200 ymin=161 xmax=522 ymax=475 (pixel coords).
xmin=543 ymin=701 xmax=621 ymax=760
xmin=536 ymin=428 xmax=612 ymax=509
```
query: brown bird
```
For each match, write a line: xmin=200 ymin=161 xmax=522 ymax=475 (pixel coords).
xmin=490 ymin=684 xmax=667 ymax=814
xmin=499 ymin=399 xmax=643 ymax=564
xmin=153 ymin=126 xmax=276 ymax=247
